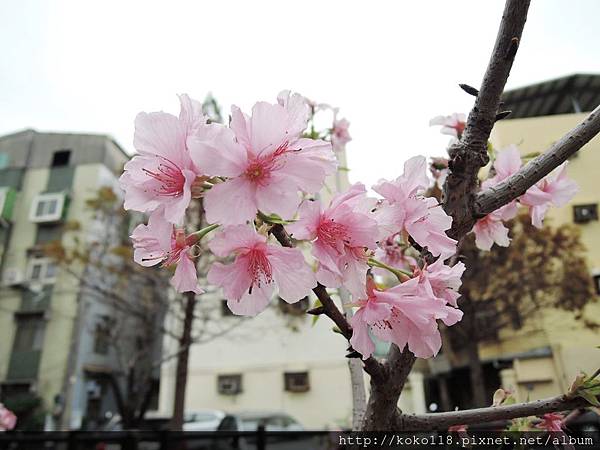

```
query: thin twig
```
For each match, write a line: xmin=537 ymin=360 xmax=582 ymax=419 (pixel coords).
xmin=269 ymin=224 xmax=386 ymax=381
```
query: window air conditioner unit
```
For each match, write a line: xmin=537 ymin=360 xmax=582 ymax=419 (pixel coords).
xmin=2 ymin=267 xmax=24 ymax=287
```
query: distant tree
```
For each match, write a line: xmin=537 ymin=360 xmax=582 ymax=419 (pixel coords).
xmin=45 ymin=188 xmax=245 ymax=429
xmin=444 ymin=213 xmax=598 ymax=408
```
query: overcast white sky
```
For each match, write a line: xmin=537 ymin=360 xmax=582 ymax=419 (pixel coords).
xmin=1 ymin=1 xmax=599 ymax=187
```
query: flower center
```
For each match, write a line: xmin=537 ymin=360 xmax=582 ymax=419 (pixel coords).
xmin=143 ymin=156 xmax=186 ymax=197
xmin=244 ymin=142 xmax=289 ymax=185
xmin=247 ymin=248 xmax=273 ymax=294
xmin=317 ymin=219 xmax=350 ymax=252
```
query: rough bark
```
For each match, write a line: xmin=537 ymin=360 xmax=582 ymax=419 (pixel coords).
xmin=443 ymin=0 xmax=530 ymax=238
xmin=361 ymin=346 xmax=416 ymax=431
xmin=396 ymin=394 xmax=596 ymax=431
xmin=170 ymin=291 xmax=196 ymax=431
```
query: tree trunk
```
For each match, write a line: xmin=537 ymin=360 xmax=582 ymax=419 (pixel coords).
xmin=465 ymin=338 xmax=487 ymax=408
xmin=170 ymin=292 xmax=196 ymax=431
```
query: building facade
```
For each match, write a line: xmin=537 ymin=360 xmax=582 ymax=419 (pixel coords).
xmin=424 ymin=74 xmax=600 ymax=410
xmin=0 ymin=129 xmax=157 ymax=430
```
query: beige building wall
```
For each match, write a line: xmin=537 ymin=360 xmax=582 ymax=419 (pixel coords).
xmin=486 ymin=113 xmax=600 ymax=401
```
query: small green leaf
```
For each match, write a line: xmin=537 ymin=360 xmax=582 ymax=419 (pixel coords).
xmin=577 ymin=390 xmax=600 ymax=407
xmin=311 ymin=299 xmax=323 ymax=326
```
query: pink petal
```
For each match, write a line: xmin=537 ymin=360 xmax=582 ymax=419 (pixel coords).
xmin=286 ymin=200 xmax=322 ymax=240
xmin=249 ymin=101 xmax=289 ymax=156
xmin=208 ymin=225 xmax=265 ymax=258
xmin=171 ymin=253 xmax=202 ymax=294
xmin=204 ymin=177 xmax=258 ymax=225
xmin=227 ymin=283 xmax=274 ymax=316
xmin=268 ymin=246 xmax=316 ymax=302
xmin=162 ymin=168 xmax=195 ymax=225
xmin=254 ymin=173 xmax=301 ymax=220
xmin=134 ymin=112 xmax=187 ymax=166
xmin=207 ymin=259 xmax=253 ymax=301
xmin=188 ymin=126 xmax=247 ymax=177
xmin=349 ymin=309 xmax=376 ymax=360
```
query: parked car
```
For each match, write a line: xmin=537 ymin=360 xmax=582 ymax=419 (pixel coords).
xmin=211 ymin=411 xmax=311 ymax=450
xmin=183 ymin=409 xmax=227 ymax=431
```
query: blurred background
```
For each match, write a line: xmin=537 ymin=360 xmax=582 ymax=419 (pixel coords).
xmin=0 ymin=0 xmax=599 ymax=435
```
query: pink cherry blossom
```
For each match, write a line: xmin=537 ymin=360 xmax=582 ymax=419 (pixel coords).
xmin=482 ymin=145 xmax=522 ymax=189
xmin=373 ymin=233 xmax=416 ymax=277
xmin=120 ymin=94 xmax=209 ymax=225
xmin=537 ymin=413 xmax=565 ymax=433
xmin=429 ymin=113 xmax=466 ymax=138
xmin=472 ymin=202 xmax=518 ymax=251
xmin=0 ymin=403 xmax=16 ymax=431
xmin=131 ymin=210 xmax=202 ymax=294
xmin=414 ymin=258 xmax=466 ymax=308
xmin=331 ymin=116 xmax=352 ymax=152
xmin=474 ymin=145 xmax=522 ymax=250
xmin=374 ymin=156 xmax=457 ymax=258
xmin=207 ymin=225 xmax=316 ymax=316
xmin=520 ymin=163 xmax=578 ymax=228
xmin=350 ymin=278 xmax=462 ymax=359
xmin=189 ymin=92 xmax=337 ymax=225
xmin=287 ymin=183 xmax=379 ymax=298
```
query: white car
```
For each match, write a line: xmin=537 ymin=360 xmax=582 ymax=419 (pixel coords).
xmin=183 ymin=409 xmax=227 ymax=431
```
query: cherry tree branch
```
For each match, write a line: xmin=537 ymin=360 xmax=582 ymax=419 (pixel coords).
xmin=475 ymin=104 xmax=600 ymax=216
xmin=396 ymin=393 xmax=597 ymax=431
xmin=269 ymin=224 xmax=386 ymax=382
xmin=443 ymin=0 xmax=530 ymax=239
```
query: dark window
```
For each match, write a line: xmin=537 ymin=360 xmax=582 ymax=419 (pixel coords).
xmin=593 ymin=275 xmax=600 ymax=295
xmin=217 ymin=374 xmax=242 ymax=395
xmin=13 ymin=315 xmax=45 ymax=351
xmin=93 ymin=318 xmax=112 ymax=355
xmin=284 ymin=371 xmax=310 ymax=393
xmin=278 ymin=296 xmax=309 ymax=316
xmin=573 ymin=204 xmax=598 ymax=223
xmin=51 ymin=150 xmax=71 ymax=167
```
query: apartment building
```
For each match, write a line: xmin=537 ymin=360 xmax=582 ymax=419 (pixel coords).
xmin=0 ymin=129 xmax=158 ymax=430
xmin=424 ymin=74 xmax=600 ymax=410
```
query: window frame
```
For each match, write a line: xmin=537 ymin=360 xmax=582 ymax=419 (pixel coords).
xmin=26 ymin=257 xmax=58 ymax=284
xmin=283 ymin=371 xmax=310 ymax=393
xmin=29 ymin=192 xmax=67 ymax=223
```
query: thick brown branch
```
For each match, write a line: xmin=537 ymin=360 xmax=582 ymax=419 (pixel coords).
xmin=397 ymin=394 xmax=594 ymax=431
xmin=475 ymin=104 xmax=600 ymax=216
xmin=269 ymin=224 xmax=385 ymax=381
xmin=443 ymin=0 xmax=530 ymax=238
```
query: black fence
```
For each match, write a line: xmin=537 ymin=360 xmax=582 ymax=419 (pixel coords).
xmin=0 ymin=429 xmax=335 ymax=450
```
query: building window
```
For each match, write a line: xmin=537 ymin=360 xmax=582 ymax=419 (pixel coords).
xmin=593 ymin=275 xmax=600 ymax=296
xmin=27 ymin=257 xmax=57 ymax=284
xmin=573 ymin=204 xmax=598 ymax=224
xmin=13 ymin=314 xmax=45 ymax=352
xmin=217 ymin=374 xmax=242 ymax=395
xmin=284 ymin=372 xmax=310 ymax=393
xmin=93 ymin=317 xmax=112 ymax=355
xmin=29 ymin=192 xmax=67 ymax=223
xmin=51 ymin=150 xmax=71 ymax=167
xmin=278 ymin=296 xmax=309 ymax=316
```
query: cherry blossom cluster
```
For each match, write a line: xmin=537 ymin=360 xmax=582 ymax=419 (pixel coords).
xmin=0 ymin=403 xmax=16 ymax=431
xmin=431 ymin=115 xmax=578 ymax=251
xmin=120 ymin=92 xmax=467 ymax=361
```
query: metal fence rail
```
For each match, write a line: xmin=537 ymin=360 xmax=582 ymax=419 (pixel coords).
xmin=0 ymin=428 xmax=335 ymax=450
